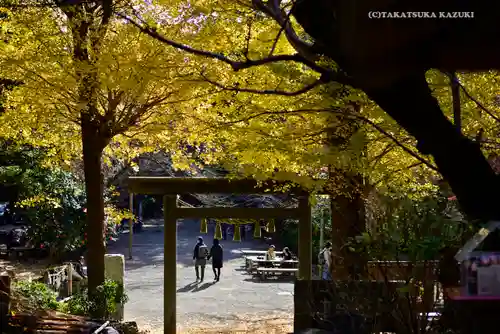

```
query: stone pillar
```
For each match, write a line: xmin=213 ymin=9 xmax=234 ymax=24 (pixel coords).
xmin=104 ymin=254 xmax=125 ymax=321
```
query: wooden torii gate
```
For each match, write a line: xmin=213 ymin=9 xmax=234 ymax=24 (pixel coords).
xmin=127 ymin=177 xmax=313 ymax=334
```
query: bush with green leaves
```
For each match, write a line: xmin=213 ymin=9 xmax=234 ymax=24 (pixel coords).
xmin=19 ymin=171 xmax=87 ymax=258
xmin=13 ymin=280 xmax=60 ymax=311
xmin=0 ymin=141 xmax=87 ymax=255
xmin=350 ymin=193 xmax=472 ymax=261
xmin=66 ymin=279 xmax=128 ymax=319
xmin=277 ymin=195 xmax=331 ymax=261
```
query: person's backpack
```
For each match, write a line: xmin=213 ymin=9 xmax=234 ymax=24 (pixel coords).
xmin=318 ymin=248 xmax=326 ymax=265
xmin=198 ymin=244 xmax=209 ymax=259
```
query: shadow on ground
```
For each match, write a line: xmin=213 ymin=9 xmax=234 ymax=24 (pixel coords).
xmin=177 ymin=281 xmax=198 ymax=292
xmin=107 ymin=219 xmax=270 ymax=271
xmin=191 ymin=281 xmax=216 ymax=292
xmin=242 ymin=277 xmax=295 ymax=284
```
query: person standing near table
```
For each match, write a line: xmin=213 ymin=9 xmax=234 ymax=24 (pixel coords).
xmin=208 ymin=239 xmax=223 ymax=282
xmin=319 ymin=242 xmax=333 ymax=280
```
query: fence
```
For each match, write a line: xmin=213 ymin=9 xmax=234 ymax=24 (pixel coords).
xmin=367 ymin=260 xmax=442 ymax=312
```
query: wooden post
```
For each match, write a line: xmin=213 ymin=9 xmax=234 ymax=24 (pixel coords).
xmin=298 ymin=195 xmax=312 ymax=280
xmin=129 ymin=193 xmax=134 ymax=260
xmin=0 ymin=274 xmax=10 ymax=331
xmin=319 ymin=209 xmax=325 ymax=277
xmin=67 ymin=263 xmax=73 ymax=296
xmin=163 ymin=195 xmax=177 ymax=334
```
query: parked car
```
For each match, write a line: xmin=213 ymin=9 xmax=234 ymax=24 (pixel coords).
xmin=8 ymin=226 xmax=28 ymax=247
xmin=0 ymin=202 xmax=9 ymax=225
xmin=0 ymin=225 xmax=28 ymax=258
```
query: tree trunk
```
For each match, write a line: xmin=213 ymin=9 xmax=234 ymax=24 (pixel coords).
xmin=327 ymin=171 xmax=367 ymax=280
xmin=325 ymin=109 xmax=367 ymax=279
xmin=364 ymin=74 xmax=500 ymax=222
xmin=81 ymin=117 xmax=106 ymax=297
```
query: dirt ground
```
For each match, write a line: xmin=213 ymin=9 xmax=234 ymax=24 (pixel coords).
xmin=139 ymin=315 xmax=293 ymax=334
xmin=0 ymin=258 xmax=53 ymax=280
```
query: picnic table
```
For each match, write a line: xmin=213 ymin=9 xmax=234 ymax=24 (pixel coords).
xmin=244 ymin=255 xmax=287 ymax=271
xmin=240 ymin=250 xmax=283 ymax=257
xmin=245 ymin=255 xmax=299 ymax=279
xmin=240 ymin=250 xmax=283 ymax=269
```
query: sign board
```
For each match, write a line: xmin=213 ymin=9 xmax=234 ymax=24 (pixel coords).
xmin=454 ymin=221 xmax=500 ymax=298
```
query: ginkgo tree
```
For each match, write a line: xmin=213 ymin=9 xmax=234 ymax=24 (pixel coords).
xmin=116 ymin=1 xmax=435 ymax=191
xmin=0 ymin=1 xmax=213 ymax=302
xmin=124 ymin=3 xmax=445 ymax=276
xmin=128 ymin=1 xmax=500 ymax=194
xmin=3 ymin=0 xmax=500 ymax=288
xmin=122 ymin=1 xmax=500 ymax=276
xmin=121 ymin=0 xmax=500 ymax=226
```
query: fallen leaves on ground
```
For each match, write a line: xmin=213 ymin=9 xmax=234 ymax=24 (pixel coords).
xmin=141 ymin=314 xmax=293 ymax=334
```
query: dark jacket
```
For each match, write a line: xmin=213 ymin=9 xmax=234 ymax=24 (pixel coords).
xmin=283 ymin=251 xmax=293 ymax=260
xmin=209 ymin=244 xmax=223 ymax=262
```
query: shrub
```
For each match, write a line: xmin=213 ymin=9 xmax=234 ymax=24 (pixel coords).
xmin=66 ymin=279 xmax=128 ymax=319
xmin=13 ymin=281 xmax=59 ymax=311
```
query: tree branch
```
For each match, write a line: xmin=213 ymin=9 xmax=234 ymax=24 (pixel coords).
xmin=200 ymin=106 xmax=437 ymax=171
xmin=251 ymin=0 xmax=316 ymax=60
xmin=198 ymin=73 xmax=324 ymax=96
xmin=372 ymin=162 xmax=424 ymax=188
xmin=457 ymin=79 xmax=500 ymax=123
xmin=117 ymin=12 xmax=353 ymax=86
xmin=350 ymin=114 xmax=438 ymax=171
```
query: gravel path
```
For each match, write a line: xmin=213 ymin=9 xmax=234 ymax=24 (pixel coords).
xmin=107 ymin=219 xmax=294 ymax=332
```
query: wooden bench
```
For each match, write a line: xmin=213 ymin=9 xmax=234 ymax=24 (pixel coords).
xmin=256 ymin=267 xmax=298 ymax=280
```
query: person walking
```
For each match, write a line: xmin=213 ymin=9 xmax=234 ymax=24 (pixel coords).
xmin=193 ymin=237 xmax=209 ymax=282
xmin=208 ymin=239 xmax=224 ymax=282
xmin=318 ymin=242 xmax=333 ymax=280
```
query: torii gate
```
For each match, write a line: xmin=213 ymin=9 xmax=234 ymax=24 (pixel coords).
xmin=127 ymin=177 xmax=313 ymax=334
